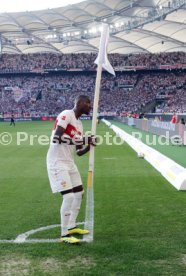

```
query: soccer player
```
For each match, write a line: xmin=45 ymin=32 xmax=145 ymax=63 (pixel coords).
xmin=10 ymin=114 xmax=15 ymax=126
xmin=47 ymin=95 xmax=95 ymax=244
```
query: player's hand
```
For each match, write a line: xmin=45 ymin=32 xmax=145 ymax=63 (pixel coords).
xmin=88 ymin=135 xmax=97 ymax=146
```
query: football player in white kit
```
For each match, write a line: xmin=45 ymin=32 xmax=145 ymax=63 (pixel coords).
xmin=47 ymin=95 xmax=95 ymax=244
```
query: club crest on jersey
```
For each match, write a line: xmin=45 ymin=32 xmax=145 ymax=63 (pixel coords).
xmin=61 ymin=181 xmax=67 ymax=187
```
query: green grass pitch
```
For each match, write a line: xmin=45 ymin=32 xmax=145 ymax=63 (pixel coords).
xmin=0 ymin=121 xmax=186 ymax=275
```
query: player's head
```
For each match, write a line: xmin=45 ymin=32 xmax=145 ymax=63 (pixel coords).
xmin=74 ymin=95 xmax=91 ymax=115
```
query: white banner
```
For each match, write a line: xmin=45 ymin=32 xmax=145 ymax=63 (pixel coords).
xmin=12 ymin=87 xmax=24 ymax=103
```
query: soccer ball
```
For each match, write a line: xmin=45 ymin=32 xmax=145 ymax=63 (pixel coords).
xmin=137 ymin=152 xmax=145 ymax=158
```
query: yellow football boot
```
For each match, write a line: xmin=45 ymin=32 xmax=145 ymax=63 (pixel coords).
xmin=60 ymin=236 xmax=80 ymax=244
xmin=68 ymin=228 xmax=89 ymax=235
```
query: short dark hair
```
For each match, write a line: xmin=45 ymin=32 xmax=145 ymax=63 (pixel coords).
xmin=74 ymin=95 xmax=90 ymax=104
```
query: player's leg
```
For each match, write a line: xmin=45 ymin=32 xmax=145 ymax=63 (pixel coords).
xmin=46 ymin=163 xmax=80 ymax=243
xmin=60 ymin=188 xmax=74 ymax=236
xmin=51 ymin=169 xmax=75 ymax=236
xmin=68 ymin=185 xmax=84 ymax=230
xmin=60 ymin=190 xmax=80 ymax=244
xmin=68 ymin=165 xmax=89 ymax=235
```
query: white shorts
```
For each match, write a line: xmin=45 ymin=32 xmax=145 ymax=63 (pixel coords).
xmin=47 ymin=160 xmax=82 ymax=193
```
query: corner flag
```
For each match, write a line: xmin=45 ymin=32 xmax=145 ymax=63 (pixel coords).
xmin=94 ymin=24 xmax=115 ymax=76
xmin=84 ymin=23 xmax=115 ymax=242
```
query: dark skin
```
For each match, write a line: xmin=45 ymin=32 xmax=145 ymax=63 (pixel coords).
xmin=53 ymin=98 xmax=95 ymax=156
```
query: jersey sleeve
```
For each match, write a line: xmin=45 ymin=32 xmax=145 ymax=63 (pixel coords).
xmin=56 ymin=110 xmax=71 ymax=130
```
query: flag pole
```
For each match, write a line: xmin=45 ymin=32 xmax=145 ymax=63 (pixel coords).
xmin=83 ymin=63 xmax=102 ymax=242
xmin=89 ymin=63 xmax=103 ymax=169
xmin=84 ymin=24 xmax=110 ymax=242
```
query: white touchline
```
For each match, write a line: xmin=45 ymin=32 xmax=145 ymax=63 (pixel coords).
xmin=83 ymin=187 xmax=94 ymax=243
xmin=14 ymin=224 xmax=61 ymax=243
xmin=0 ymin=240 xmax=15 ymax=244
xmin=103 ymin=157 xmax=117 ymax=160
xmin=0 ymin=222 xmax=85 ymax=244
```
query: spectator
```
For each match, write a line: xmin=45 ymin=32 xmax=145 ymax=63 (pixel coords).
xmin=171 ymin=113 xmax=178 ymax=124
xmin=180 ymin=118 xmax=185 ymax=125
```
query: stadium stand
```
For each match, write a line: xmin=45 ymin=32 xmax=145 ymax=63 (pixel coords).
xmin=0 ymin=52 xmax=185 ymax=116
xmin=0 ymin=52 xmax=185 ymax=73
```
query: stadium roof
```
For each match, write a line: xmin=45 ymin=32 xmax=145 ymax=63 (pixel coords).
xmin=0 ymin=0 xmax=185 ymax=54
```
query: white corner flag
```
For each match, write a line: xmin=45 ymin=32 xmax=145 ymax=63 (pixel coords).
xmin=94 ymin=24 xmax=115 ymax=76
xmin=83 ymin=23 xmax=115 ymax=243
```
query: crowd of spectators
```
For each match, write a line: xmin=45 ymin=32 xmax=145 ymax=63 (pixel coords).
xmin=0 ymin=71 xmax=185 ymax=116
xmin=157 ymin=88 xmax=186 ymax=113
xmin=0 ymin=52 xmax=185 ymax=73
xmin=155 ymin=73 xmax=186 ymax=113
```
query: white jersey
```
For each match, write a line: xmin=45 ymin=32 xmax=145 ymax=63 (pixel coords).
xmin=47 ymin=109 xmax=83 ymax=163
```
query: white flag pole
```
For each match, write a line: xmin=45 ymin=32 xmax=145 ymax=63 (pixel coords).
xmin=84 ymin=24 xmax=110 ymax=242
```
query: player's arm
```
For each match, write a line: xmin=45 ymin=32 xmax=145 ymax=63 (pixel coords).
xmin=53 ymin=126 xmax=96 ymax=146
xmin=76 ymin=144 xmax=90 ymax=156
xmin=76 ymin=136 xmax=97 ymax=156
xmin=53 ymin=125 xmax=79 ymax=144
xmin=53 ymin=112 xmax=75 ymax=144
xmin=52 ymin=125 xmax=66 ymax=144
